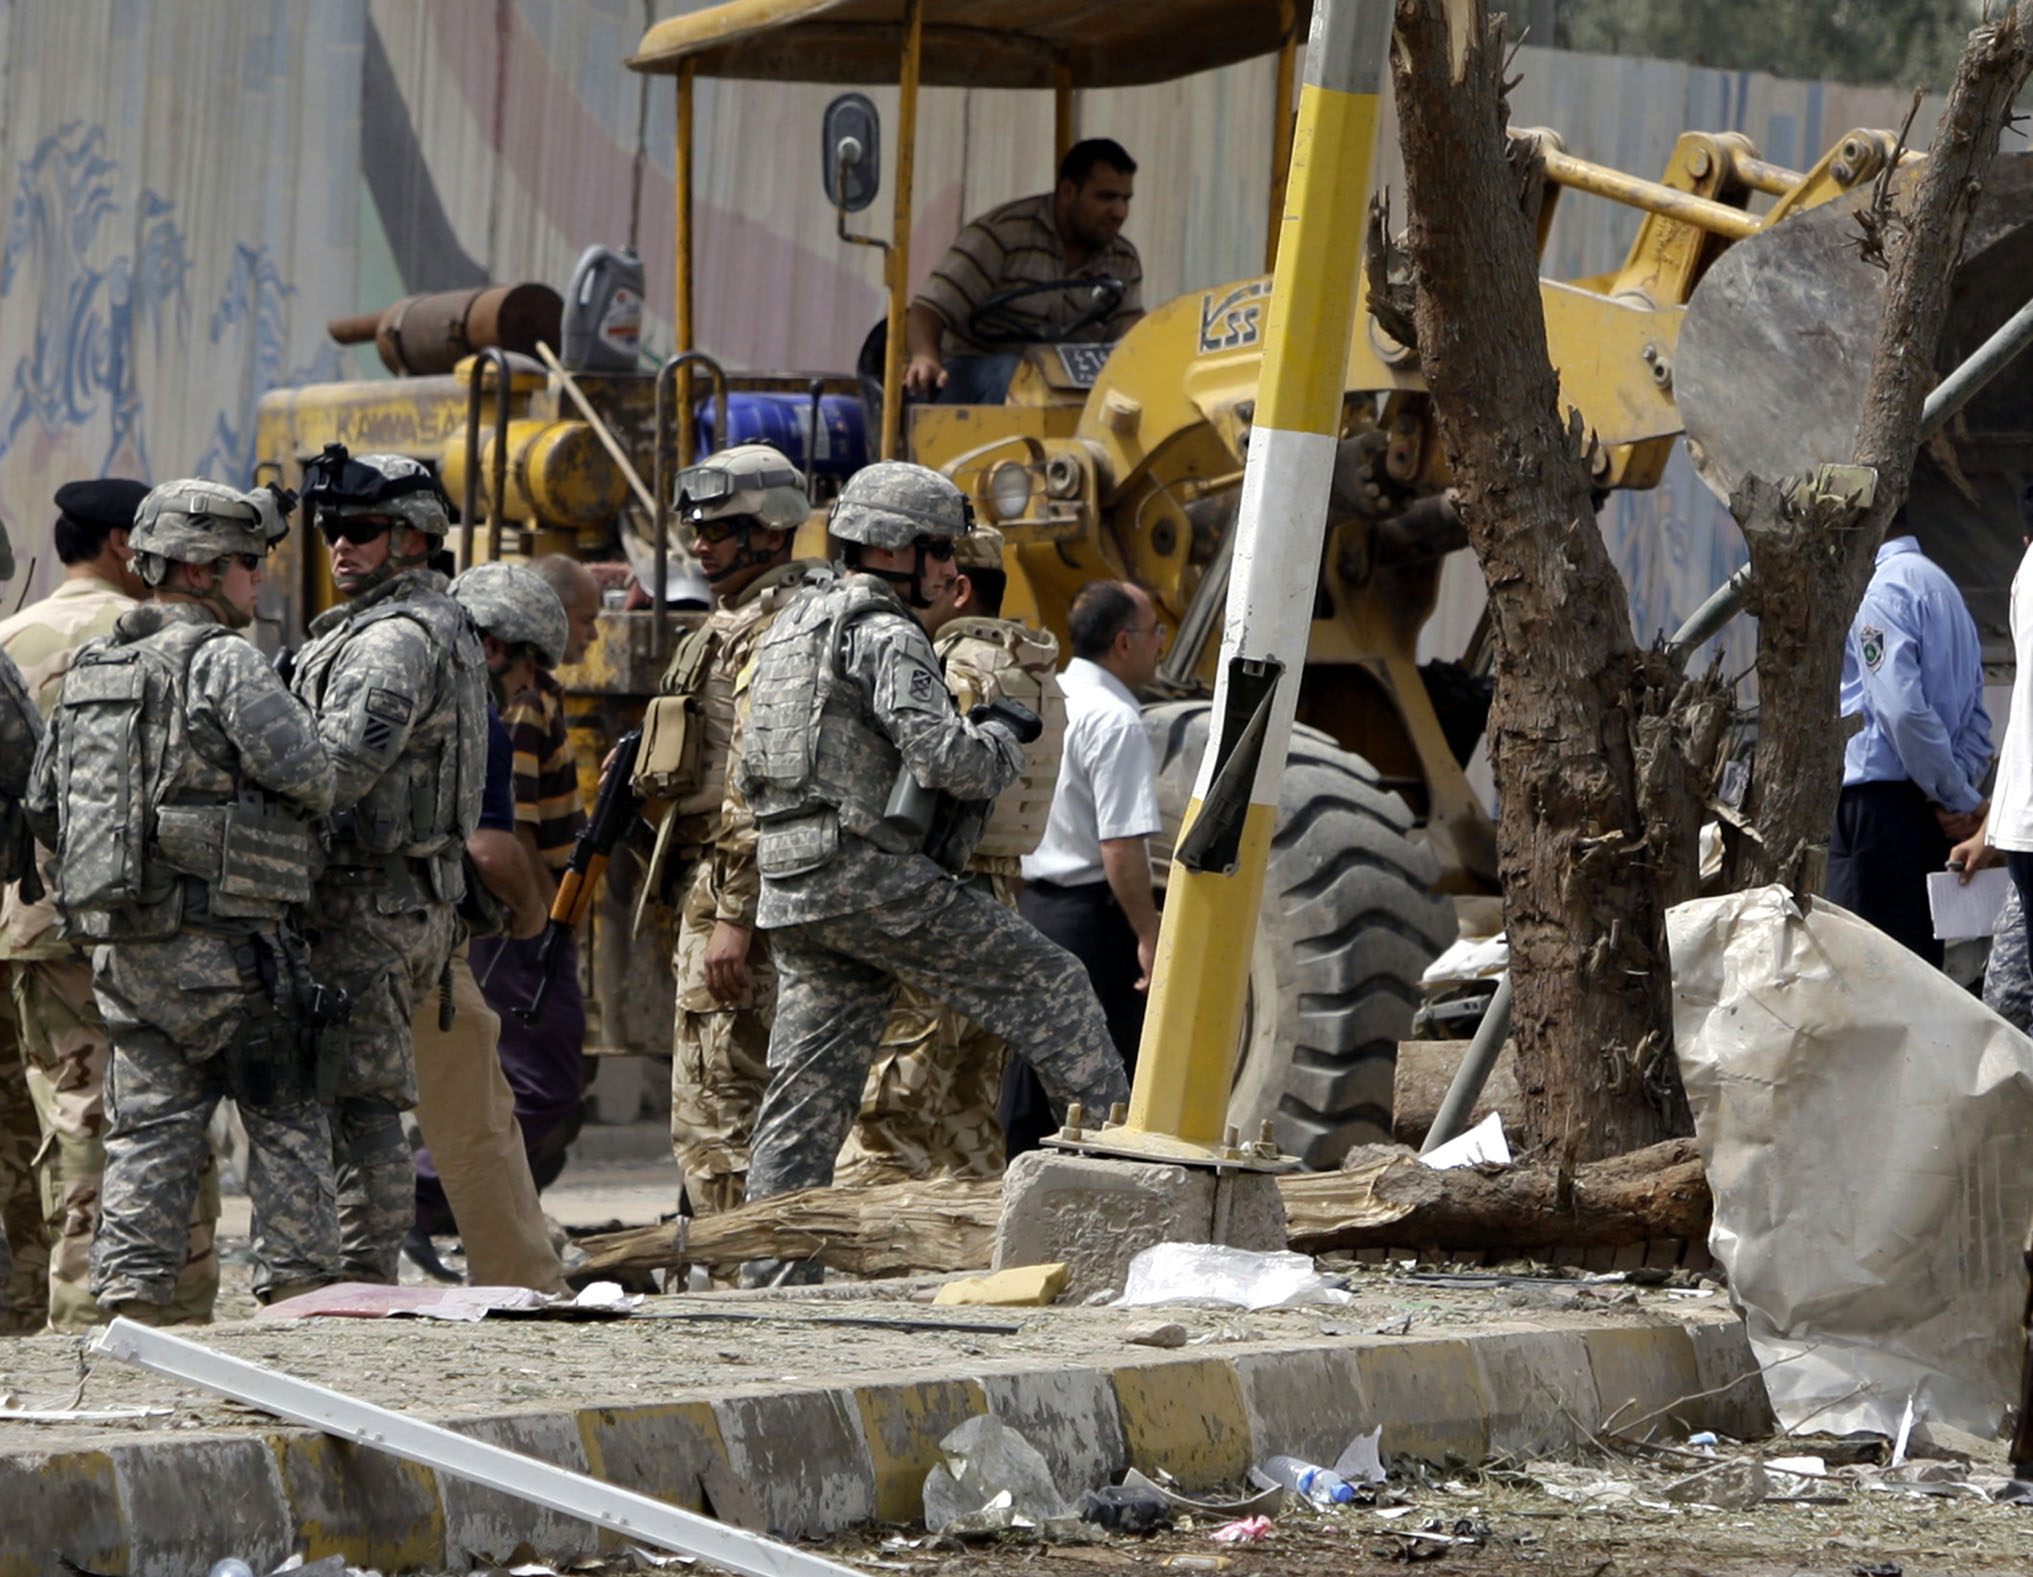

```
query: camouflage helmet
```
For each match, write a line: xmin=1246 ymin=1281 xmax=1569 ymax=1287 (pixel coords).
xmin=129 ymin=479 xmax=290 ymax=584
xmin=828 ymin=461 xmax=971 ymax=549
xmin=674 ymin=444 xmax=808 ymax=531
xmin=449 ymin=560 xmax=570 ymax=669
xmin=953 ymin=524 xmax=1005 ymax=571
xmin=300 ymin=444 xmax=452 ymax=540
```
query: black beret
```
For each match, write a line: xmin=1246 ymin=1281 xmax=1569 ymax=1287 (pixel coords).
xmin=54 ymin=478 xmax=150 ymax=532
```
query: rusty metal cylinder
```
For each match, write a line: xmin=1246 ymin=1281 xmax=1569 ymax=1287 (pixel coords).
xmin=327 ymin=283 xmax=564 ymax=376
xmin=441 ymin=418 xmax=628 ymax=532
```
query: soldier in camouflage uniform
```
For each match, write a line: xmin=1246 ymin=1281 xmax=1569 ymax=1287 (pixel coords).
xmin=290 ymin=447 xmax=488 ymax=1284
xmin=27 ymin=481 xmax=340 ymax=1317
xmin=637 ymin=445 xmax=829 ymax=1217
xmin=835 ymin=526 xmax=1066 ymax=1185
xmin=0 ymin=514 xmax=46 ymax=1330
xmin=738 ymin=463 xmax=1128 ymax=1279
xmin=0 ymin=480 xmax=222 ymax=1330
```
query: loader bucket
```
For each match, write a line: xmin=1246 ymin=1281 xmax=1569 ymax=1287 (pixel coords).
xmin=1676 ymin=151 xmax=2033 ymax=637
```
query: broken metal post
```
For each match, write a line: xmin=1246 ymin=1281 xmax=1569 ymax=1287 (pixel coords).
xmin=1419 ymin=970 xmax=1514 ymax=1156
xmin=91 ymin=1318 xmax=861 ymax=1577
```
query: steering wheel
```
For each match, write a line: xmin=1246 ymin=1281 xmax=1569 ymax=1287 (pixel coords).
xmin=966 ymin=274 xmax=1126 ymax=348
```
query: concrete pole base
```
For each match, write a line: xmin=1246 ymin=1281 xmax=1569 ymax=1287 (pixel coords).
xmin=991 ymin=1150 xmax=1288 ymax=1301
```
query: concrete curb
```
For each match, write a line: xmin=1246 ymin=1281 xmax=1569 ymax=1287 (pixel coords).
xmin=2 ymin=1315 xmax=1772 ymax=1576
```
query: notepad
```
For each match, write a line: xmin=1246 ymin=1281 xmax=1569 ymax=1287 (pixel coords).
xmin=1926 ymin=866 xmax=2012 ymax=941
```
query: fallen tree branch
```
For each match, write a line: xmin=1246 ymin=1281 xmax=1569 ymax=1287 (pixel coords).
xmin=577 ymin=1140 xmax=1713 ymax=1276
xmin=1282 ymin=1137 xmax=1710 ymax=1254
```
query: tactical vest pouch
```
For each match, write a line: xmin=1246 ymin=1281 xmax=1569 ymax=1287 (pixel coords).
xmin=755 ymin=808 xmax=839 ymax=879
xmin=635 ymin=693 xmax=704 ymax=800
xmin=218 ymin=803 xmax=317 ymax=906
xmin=153 ymin=805 xmax=230 ymax=882
xmin=51 ymin=659 xmax=150 ymax=911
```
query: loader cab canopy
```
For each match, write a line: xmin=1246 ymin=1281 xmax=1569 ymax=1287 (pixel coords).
xmin=627 ymin=0 xmax=1312 ymax=87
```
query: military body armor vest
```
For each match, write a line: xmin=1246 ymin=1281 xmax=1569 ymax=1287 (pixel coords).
xmin=935 ymin=617 xmax=1065 ymax=865
xmin=739 ymin=575 xmax=925 ymax=877
xmin=47 ymin=617 xmax=316 ymax=939
xmin=295 ymin=579 xmax=486 ymax=895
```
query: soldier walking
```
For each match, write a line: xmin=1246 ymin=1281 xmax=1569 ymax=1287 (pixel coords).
xmin=289 ymin=447 xmax=487 ymax=1284
xmin=736 ymin=462 xmax=1128 ymax=1282
xmin=0 ymin=518 xmax=46 ymax=1330
xmin=27 ymin=481 xmax=340 ymax=1318
xmin=638 ymin=445 xmax=827 ymax=1218
xmin=836 ymin=525 xmax=1066 ymax=1183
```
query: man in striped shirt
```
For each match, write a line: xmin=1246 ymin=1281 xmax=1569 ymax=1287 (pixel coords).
xmin=904 ymin=138 xmax=1144 ymax=407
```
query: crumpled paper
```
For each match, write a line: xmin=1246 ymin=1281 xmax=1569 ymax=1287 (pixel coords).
xmin=1670 ymin=885 xmax=2033 ymax=1439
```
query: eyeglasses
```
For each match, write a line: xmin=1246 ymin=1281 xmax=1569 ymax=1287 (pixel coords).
xmin=914 ymin=536 xmax=957 ymax=561
xmin=686 ymin=516 xmax=749 ymax=546
xmin=317 ymin=516 xmax=393 ymax=547
xmin=229 ymin=553 xmax=264 ymax=571
xmin=1126 ymin=621 xmax=1168 ymax=639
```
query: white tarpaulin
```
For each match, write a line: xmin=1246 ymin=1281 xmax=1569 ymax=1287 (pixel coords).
xmin=1670 ymin=885 xmax=2033 ymax=1440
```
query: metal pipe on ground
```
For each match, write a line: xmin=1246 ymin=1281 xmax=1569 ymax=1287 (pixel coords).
xmin=1418 ymin=971 xmax=1514 ymax=1156
xmin=91 ymin=1318 xmax=863 ymax=1577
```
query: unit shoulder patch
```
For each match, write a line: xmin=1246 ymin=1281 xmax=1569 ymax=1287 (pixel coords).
xmin=1860 ymin=624 xmax=1885 ymax=672
xmin=365 ymin=687 xmax=414 ymax=724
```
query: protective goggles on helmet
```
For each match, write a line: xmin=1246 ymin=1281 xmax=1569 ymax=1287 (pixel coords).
xmin=675 ymin=460 xmax=802 ymax=512
xmin=301 ymin=443 xmax=445 ymax=512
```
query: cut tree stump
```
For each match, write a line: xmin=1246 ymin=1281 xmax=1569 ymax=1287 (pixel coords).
xmin=575 ymin=1140 xmax=1712 ymax=1277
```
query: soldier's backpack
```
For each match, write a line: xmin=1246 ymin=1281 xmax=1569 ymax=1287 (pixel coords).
xmin=45 ymin=622 xmax=235 ymax=916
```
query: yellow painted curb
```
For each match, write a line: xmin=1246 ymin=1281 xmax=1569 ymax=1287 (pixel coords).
xmin=1109 ymin=1356 xmax=1254 ymax=1490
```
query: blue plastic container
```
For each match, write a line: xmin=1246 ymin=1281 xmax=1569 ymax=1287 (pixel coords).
xmin=695 ymin=392 xmax=868 ymax=480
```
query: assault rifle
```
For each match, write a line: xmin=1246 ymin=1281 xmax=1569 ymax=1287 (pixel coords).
xmin=518 ymin=728 xmax=642 ymax=1025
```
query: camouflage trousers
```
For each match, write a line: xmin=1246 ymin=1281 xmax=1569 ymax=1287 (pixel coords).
xmin=670 ymin=859 xmax=778 ymax=1218
xmin=0 ymin=995 xmax=45 ymax=1332
xmin=1985 ymin=880 xmax=2032 ymax=1032
xmin=833 ymin=879 xmax=1014 ymax=1187
xmin=91 ymin=932 xmax=338 ymax=1308
xmin=306 ymin=878 xmax=458 ymax=1284
xmin=7 ymin=956 xmax=218 ymax=1329
xmin=745 ymin=877 xmax=1129 ymax=1207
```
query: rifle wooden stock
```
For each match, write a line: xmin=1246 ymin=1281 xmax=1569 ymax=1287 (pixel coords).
xmin=519 ymin=730 xmax=642 ymax=1025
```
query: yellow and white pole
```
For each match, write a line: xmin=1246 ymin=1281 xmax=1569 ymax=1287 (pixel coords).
xmin=1111 ymin=0 xmax=1393 ymax=1159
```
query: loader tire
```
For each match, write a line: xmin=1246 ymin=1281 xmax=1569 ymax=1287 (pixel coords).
xmin=1142 ymin=701 xmax=1458 ymax=1168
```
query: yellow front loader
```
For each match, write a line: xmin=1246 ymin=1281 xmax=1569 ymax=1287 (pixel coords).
xmin=256 ymin=0 xmax=2033 ymax=1166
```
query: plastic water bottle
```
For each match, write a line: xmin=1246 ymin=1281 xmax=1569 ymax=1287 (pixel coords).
xmin=1262 ymin=1454 xmax=1357 ymax=1505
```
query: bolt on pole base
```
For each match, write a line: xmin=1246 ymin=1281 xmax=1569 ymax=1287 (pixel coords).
xmin=1040 ymin=1102 xmax=1300 ymax=1173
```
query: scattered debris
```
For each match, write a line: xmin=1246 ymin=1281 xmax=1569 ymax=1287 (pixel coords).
xmin=1252 ymin=1453 xmax=1354 ymax=1505
xmin=932 ymin=1264 xmax=1069 ymax=1308
xmin=256 ymin=1281 xmax=640 ymax=1322
xmin=1115 ymin=1244 xmax=1351 ymax=1311
xmin=1123 ymin=1321 xmax=1189 ymax=1349
xmin=1335 ymin=1427 xmax=1389 ymax=1485
xmin=1206 ymin=1516 xmax=1272 ymax=1543
xmin=1663 ymin=1456 xmax=1768 ymax=1509
xmin=1419 ymin=1112 xmax=1510 ymax=1170
xmin=921 ymin=1414 xmax=1074 ymax=1535
xmin=1079 ymin=1483 xmax=1174 ymax=1535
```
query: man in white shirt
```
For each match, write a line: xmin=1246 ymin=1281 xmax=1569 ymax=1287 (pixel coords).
xmin=1001 ymin=580 xmax=1165 ymax=1157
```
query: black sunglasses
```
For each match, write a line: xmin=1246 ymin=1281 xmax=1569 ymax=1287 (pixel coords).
xmin=230 ymin=552 xmax=264 ymax=571
xmin=914 ymin=536 xmax=956 ymax=561
xmin=317 ymin=516 xmax=394 ymax=547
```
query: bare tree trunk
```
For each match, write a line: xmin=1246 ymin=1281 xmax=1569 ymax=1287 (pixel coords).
xmin=1742 ymin=7 xmax=2033 ymax=891
xmin=1389 ymin=0 xmax=1718 ymax=1159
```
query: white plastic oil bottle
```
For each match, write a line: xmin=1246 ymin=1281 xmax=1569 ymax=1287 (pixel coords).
xmin=560 ymin=244 xmax=644 ymax=372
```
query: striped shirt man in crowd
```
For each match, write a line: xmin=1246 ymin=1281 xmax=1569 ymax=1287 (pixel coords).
xmin=904 ymin=137 xmax=1143 ymax=407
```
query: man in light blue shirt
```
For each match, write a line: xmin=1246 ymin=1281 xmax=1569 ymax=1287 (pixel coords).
xmin=1828 ymin=529 xmax=1991 ymax=965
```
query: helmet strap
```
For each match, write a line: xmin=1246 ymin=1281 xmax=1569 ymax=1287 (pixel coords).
xmin=858 ymin=544 xmax=937 ymax=610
